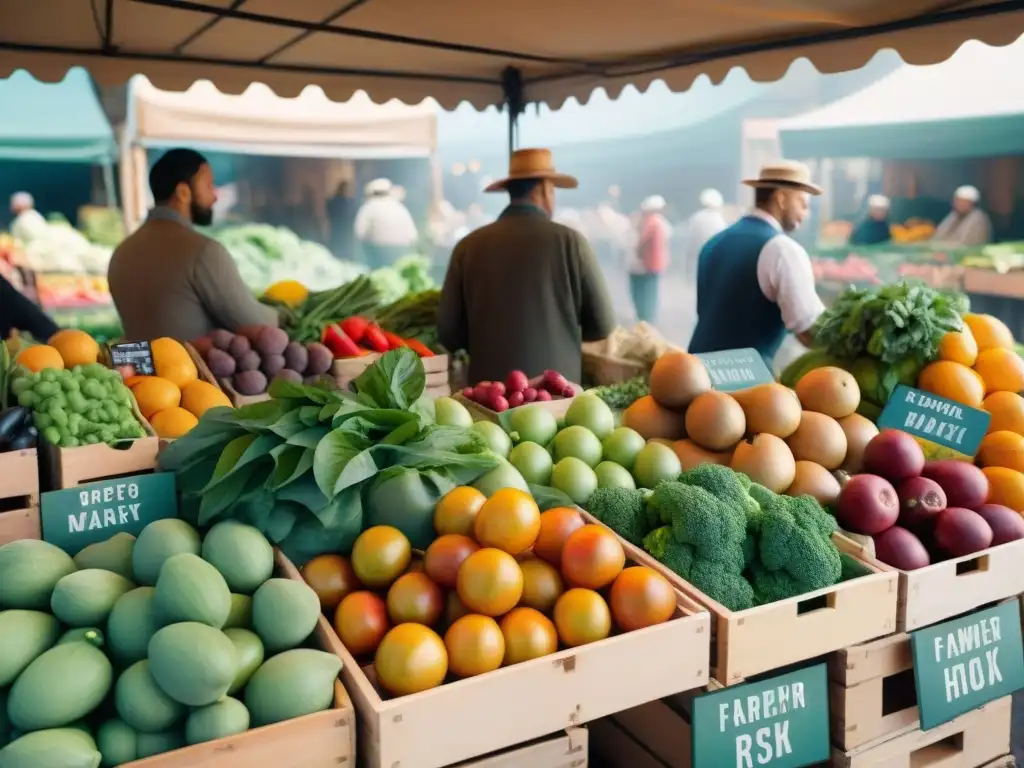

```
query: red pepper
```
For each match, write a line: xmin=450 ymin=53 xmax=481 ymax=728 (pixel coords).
xmin=405 ymin=339 xmax=435 ymax=358
xmin=381 ymin=331 xmax=407 ymax=350
xmin=363 ymin=324 xmax=390 ymax=353
xmin=322 ymin=324 xmax=362 ymax=358
xmin=340 ymin=316 xmax=370 ymax=344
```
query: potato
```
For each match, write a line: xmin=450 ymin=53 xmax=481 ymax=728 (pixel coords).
xmin=261 ymin=354 xmax=286 ymax=377
xmin=255 ymin=327 xmax=289 ymax=357
xmin=228 ymin=335 xmax=251 ymax=359
xmin=234 ymin=370 xmax=267 ymax=396
xmin=304 ymin=342 xmax=332 ymax=375
xmin=206 ymin=348 xmax=236 ymax=378
xmin=236 ymin=351 xmax=261 ymax=372
xmin=283 ymin=342 xmax=308 ymax=374
xmin=210 ymin=329 xmax=234 ymax=351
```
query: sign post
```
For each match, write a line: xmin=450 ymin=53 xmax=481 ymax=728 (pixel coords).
xmin=691 ymin=663 xmax=830 ymax=767
xmin=911 ymin=601 xmax=1024 ymax=731
xmin=876 ymin=385 xmax=991 ymax=457
xmin=694 ymin=348 xmax=774 ymax=393
xmin=41 ymin=472 xmax=177 ymax=554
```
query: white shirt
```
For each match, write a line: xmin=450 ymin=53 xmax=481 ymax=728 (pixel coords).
xmin=683 ymin=207 xmax=727 ymax=270
xmin=11 ymin=208 xmax=47 ymax=244
xmin=354 ymin=196 xmax=419 ymax=248
xmin=749 ymin=209 xmax=825 ymax=336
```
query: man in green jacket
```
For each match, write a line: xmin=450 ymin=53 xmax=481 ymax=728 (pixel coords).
xmin=438 ymin=148 xmax=616 ymax=384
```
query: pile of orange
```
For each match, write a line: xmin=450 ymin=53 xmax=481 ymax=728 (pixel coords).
xmin=921 ymin=313 xmax=1024 ymax=510
xmin=15 ymin=329 xmax=100 ymax=372
xmin=301 ymin=486 xmax=676 ymax=698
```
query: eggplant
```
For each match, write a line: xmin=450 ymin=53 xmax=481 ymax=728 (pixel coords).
xmin=8 ymin=431 xmax=36 ymax=450
xmin=0 ymin=407 xmax=30 ymax=448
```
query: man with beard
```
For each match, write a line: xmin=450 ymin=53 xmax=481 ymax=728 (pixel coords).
xmin=688 ymin=161 xmax=824 ymax=362
xmin=109 ymin=148 xmax=278 ymax=341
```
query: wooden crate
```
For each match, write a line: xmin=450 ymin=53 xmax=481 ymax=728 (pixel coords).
xmin=452 ymin=728 xmax=586 ymax=768
xmin=579 ymin=511 xmax=899 ymax=686
xmin=580 ymin=348 xmax=646 ymax=386
xmin=0 ymin=448 xmax=40 ymax=544
xmin=278 ymin=555 xmax=710 ymax=768
xmin=830 ymin=696 xmax=1011 ymax=768
xmin=588 ymin=699 xmax=692 ymax=768
xmin=333 ymin=353 xmax=449 ymax=394
xmin=829 ymin=632 xmax=918 ymax=751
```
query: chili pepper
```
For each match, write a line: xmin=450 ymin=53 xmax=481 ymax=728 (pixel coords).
xmin=340 ymin=316 xmax=370 ymax=344
xmin=381 ymin=331 xmax=408 ymax=350
xmin=405 ymin=339 xmax=435 ymax=358
xmin=363 ymin=324 xmax=390 ymax=353
xmin=322 ymin=324 xmax=362 ymax=358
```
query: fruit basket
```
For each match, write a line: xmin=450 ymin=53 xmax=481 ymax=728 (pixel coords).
xmin=0 ymin=447 xmax=40 ymax=544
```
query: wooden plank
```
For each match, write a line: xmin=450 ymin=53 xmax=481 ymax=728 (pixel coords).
xmin=452 ymin=728 xmax=587 ymax=768
xmin=0 ymin=503 xmax=40 ymax=545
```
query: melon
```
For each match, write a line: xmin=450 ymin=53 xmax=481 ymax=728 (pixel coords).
xmin=795 ymin=367 xmax=861 ymax=419
xmin=224 ymin=628 xmax=264 ymax=694
xmin=0 ymin=539 xmax=76 ymax=610
xmin=50 ymin=570 xmax=135 ymax=628
xmin=838 ymin=413 xmax=879 ymax=473
xmin=114 ymin=660 xmax=185 ymax=733
xmin=251 ymin=578 xmax=320 ymax=653
xmin=730 ymin=434 xmax=796 ymax=493
xmin=106 ymin=587 xmax=162 ymax=666
xmin=153 ymin=553 xmax=231 ymax=629
xmin=7 ymin=641 xmax=112 ymax=731
xmin=621 ymin=395 xmax=685 ymax=441
xmin=147 ymin=623 xmax=236 ymax=707
xmin=786 ymin=412 xmax=848 ymax=470
xmin=0 ymin=729 xmax=102 ymax=768
xmin=244 ymin=649 xmax=341 ymax=727
xmin=685 ymin=391 xmax=745 ymax=451
xmin=72 ymin=533 xmax=135 ymax=581
xmin=786 ymin=461 xmax=841 ymax=505
xmin=185 ymin=697 xmax=250 ymax=745
xmin=648 ymin=351 xmax=711 ymax=409
xmin=201 ymin=520 xmax=274 ymax=595
xmin=132 ymin=518 xmax=201 ymax=586
xmin=0 ymin=610 xmax=60 ymax=686
xmin=671 ymin=440 xmax=732 ymax=471
xmin=733 ymin=383 xmax=801 ymax=438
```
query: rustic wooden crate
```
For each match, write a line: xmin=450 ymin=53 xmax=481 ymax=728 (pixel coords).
xmin=0 ymin=448 xmax=40 ymax=544
xmin=452 ymin=728 xmax=586 ymax=768
xmin=579 ymin=511 xmax=898 ymax=686
xmin=580 ymin=348 xmax=646 ymax=387
xmin=830 ymin=696 xmax=1011 ymax=768
xmin=278 ymin=553 xmax=709 ymax=768
xmin=187 ymin=340 xmax=272 ymax=408
xmin=333 ymin=353 xmax=449 ymax=393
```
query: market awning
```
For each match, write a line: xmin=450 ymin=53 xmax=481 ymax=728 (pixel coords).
xmin=778 ymin=37 xmax=1024 ymax=159
xmin=0 ymin=67 xmax=115 ymax=163
xmin=1 ymin=1 xmax=1023 ymax=109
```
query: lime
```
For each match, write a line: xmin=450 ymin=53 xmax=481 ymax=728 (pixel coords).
xmin=595 ymin=461 xmax=636 ymax=490
xmin=601 ymin=427 xmax=646 ymax=471
xmin=550 ymin=457 xmax=598 ymax=505
xmin=564 ymin=394 xmax=615 ymax=440
xmin=508 ymin=406 xmax=558 ymax=446
xmin=435 ymin=397 xmax=473 ymax=428
xmin=552 ymin=425 xmax=603 ymax=468
xmin=472 ymin=459 xmax=530 ymax=497
xmin=632 ymin=442 xmax=683 ymax=489
xmin=509 ymin=442 xmax=554 ymax=485
xmin=472 ymin=421 xmax=512 ymax=458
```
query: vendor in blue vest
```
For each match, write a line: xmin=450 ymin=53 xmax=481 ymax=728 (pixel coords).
xmin=688 ymin=160 xmax=825 ymax=362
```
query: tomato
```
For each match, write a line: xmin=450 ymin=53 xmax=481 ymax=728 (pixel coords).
xmin=351 ymin=525 xmax=411 ymax=588
xmin=532 ymin=507 xmax=585 ymax=567
xmin=560 ymin=525 xmax=625 ymax=589
xmin=334 ymin=591 xmax=389 ymax=656
xmin=456 ymin=548 xmax=523 ymax=617
xmin=444 ymin=614 xmax=505 ymax=678
xmin=518 ymin=556 xmax=564 ymax=614
xmin=499 ymin=607 xmax=558 ymax=665
xmin=445 ymin=590 xmax=470 ymax=626
xmin=434 ymin=486 xmax=487 ymax=537
xmin=424 ymin=534 xmax=479 ymax=588
xmin=609 ymin=567 xmax=676 ymax=632
xmin=473 ymin=488 xmax=541 ymax=555
xmin=554 ymin=588 xmax=611 ymax=647
xmin=375 ymin=623 xmax=448 ymax=696
xmin=301 ymin=554 xmax=360 ymax=612
xmin=386 ymin=572 xmax=444 ymax=626
xmin=404 ymin=558 xmax=426 ymax=575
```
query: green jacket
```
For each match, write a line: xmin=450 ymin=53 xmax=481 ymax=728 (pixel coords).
xmin=438 ymin=204 xmax=616 ymax=384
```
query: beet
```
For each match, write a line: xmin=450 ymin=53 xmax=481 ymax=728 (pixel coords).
xmin=934 ymin=507 xmax=993 ymax=557
xmin=506 ymin=371 xmax=529 ymax=393
xmin=255 ymin=326 xmax=289 ymax=357
xmin=874 ymin=526 xmax=931 ymax=570
xmin=921 ymin=460 xmax=990 ymax=509
xmin=205 ymin=348 xmax=236 ymax=378
xmin=472 ymin=384 xmax=491 ymax=403
xmin=261 ymin=354 xmax=286 ymax=377
xmin=896 ymin=476 xmax=946 ymax=527
xmin=836 ymin=474 xmax=900 ymax=534
xmin=236 ymin=351 xmax=261 ymax=372
xmin=461 ymin=387 xmax=474 ymax=398
xmin=191 ymin=336 xmax=213 ymax=357
xmin=273 ymin=369 xmax=303 ymax=384
xmin=973 ymin=504 xmax=1024 ymax=546
xmin=283 ymin=341 xmax=308 ymax=374
xmin=490 ymin=382 xmax=507 ymax=398
xmin=304 ymin=342 xmax=333 ymax=375
xmin=228 ymin=334 xmax=251 ymax=359
xmin=491 ymin=396 xmax=510 ymax=412
xmin=210 ymin=329 xmax=234 ymax=351
xmin=862 ymin=429 xmax=925 ymax=482
xmin=234 ymin=369 xmax=268 ymax=396
xmin=508 ymin=391 xmax=525 ymax=408
xmin=542 ymin=369 xmax=564 ymax=388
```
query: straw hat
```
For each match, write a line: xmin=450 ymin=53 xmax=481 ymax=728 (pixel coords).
xmin=742 ymin=160 xmax=822 ymax=196
xmin=484 ymin=148 xmax=578 ymax=193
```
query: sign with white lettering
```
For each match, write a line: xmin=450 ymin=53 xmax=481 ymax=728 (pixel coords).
xmin=695 ymin=348 xmax=775 ymax=393
xmin=41 ymin=472 xmax=177 ymax=555
xmin=911 ymin=600 xmax=1024 ymax=730
xmin=691 ymin=664 xmax=829 ymax=768
xmin=877 ymin=385 xmax=991 ymax=457
xmin=109 ymin=341 xmax=155 ymax=378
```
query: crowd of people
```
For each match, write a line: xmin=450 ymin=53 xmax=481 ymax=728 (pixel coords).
xmin=848 ymin=184 xmax=993 ymax=247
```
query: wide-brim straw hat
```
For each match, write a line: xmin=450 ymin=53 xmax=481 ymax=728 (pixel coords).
xmin=484 ymin=148 xmax=578 ymax=193
xmin=742 ymin=160 xmax=822 ymax=196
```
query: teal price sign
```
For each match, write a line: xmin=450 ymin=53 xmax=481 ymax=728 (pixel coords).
xmin=691 ymin=663 xmax=829 ymax=767
xmin=41 ymin=472 xmax=177 ymax=555
xmin=695 ymin=348 xmax=774 ymax=393
xmin=911 ymin=600 xmax=1024 ymax=731
xmin=877 ymin=385 xmax=991 ymax=456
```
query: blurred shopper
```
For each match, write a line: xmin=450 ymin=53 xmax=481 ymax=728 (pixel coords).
xmin=0 ymin=274 xmax=59 ymax=341
xmin=629 ymin=195 xmax=672 ymax=324
xmin=9 ymin=192 xmax=47 ymax=243
xmin=354 ymin=178 xmax=419 ymax=269
xmin=327 ymin=180 xmax=357 ymax=259
xmin=849 ymin=195 xmax=892 ymax=246
xmin=438 ymin=148 xmax=615 ymax=383
xmin=933 ymin=185 xmax=992 ymax=247
xmin=680 ymin=188 xmax=727 ymax=321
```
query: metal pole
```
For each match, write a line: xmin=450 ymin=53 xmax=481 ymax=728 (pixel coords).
xmin=501 ymin=67 xmax=524 ymax=157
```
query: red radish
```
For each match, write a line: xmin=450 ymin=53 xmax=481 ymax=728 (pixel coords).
xmin=508 ymin=391 xmax=525 ymax=408
xmin=542 ymin=369 xmax=563 ymax=387
xmin=490 ymin=381 xmax=506 ymax=398
xmin=522 ymin=388 xmax=538 ymax=403
xmin=561 ymin=387 xmax=575 ymax=398
xmin=491 ymin=395 xmax=510 ymax=413
xmin=472 ymin=384 xmax=491 ymax=402
xmin=506 ymin=371 xmax=529 ymax=393
xmin=934 ymin=507 xmax=993 ymax=556
xmin=836 ymin=474 xmax=899 ymax=534
xmin=535 ymin=389 xmax=552 ymax=402
xmin=896 ymin=476 xmax=946 ymax=526
xmin=874 ymin=526 xmax=930 ymax=570
xmin=461 ymin=387 xmax=474 ymax=398
xmin=921 ymin=460 xmax=990 ymax=509
xmin=973 ymin=504 xmax=1024 ymax=546
xmin=862 ymin=430 xmax=925 ymax=482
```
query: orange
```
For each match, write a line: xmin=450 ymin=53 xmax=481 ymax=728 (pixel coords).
xmin=981 ymin=467 xmax=1024 ymax=512
xmin=964 ymin=313 xmax=1015 ymax=352
xmin=445 ymin=591 xmax=470 ymax=626
xmin=386 ymin=572 xmax=444 ymax=627
xmin=609 ymin=567 xmax=676 ymax=632
xmin=517 ymin=556 xmax=565 ymax=614
xmin=472 ymin=488 xmax=541 ymax=555
xmin=149 ymin=407 xmax=198 ymax=439
xmin=124 ymin=375 xmax=148 ymax=389
xmin=974 ymin=348 xmax=1024 ymax=395
xmin=560 ymin=525 xmax=626 ymax=590
xmin=424 ymin=534 xmax=479 ymax=589
xmin=977 ymin=431 xmax=1024 ymax=472
xmin=533 ymin=507 xmax=585 ymax=567
xmin=916 ymin=360 xmax=985 ymax=408
xmin=433 ymin=486 xmax=487 ymax=537
xmin=983 ymin=391 xmax=1024 ymax=435
xmin=180 ymin=379 xmax=232 ymax=417
xmin=301 ymin=553 xmax=360 ymax=612
xmin=444 ymin=614 xmax=505 ymax=678
xmin=15 ymin=344 xmax=64 ymax=372
xmin=48 ymin=329 xmax=99 ymax=368
xmin=351 ymin=526 xmax=411 ymax=588
xmin=132 ymin=376 xmax=181 ymax=420
xmin=151 ymin=337 xmax=198 ymax=389
xmin=937 ymin=327 xmax=978 ymax=367
xmin=499 ymin=607 xmax=558 ymax=665
xmin=553 ymin=588 xmax=611 ymax=647
xmin=374 ymin=623 xmax=448 ymax=696
xmin=456 ymin=548 xmax=523 ymax=617
xmin=334 ymin=591 xmax=389 ymax=656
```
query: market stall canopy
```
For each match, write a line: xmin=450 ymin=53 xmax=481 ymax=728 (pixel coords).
xmin=2 ymin=0 xmax=1023 ymax=109
xmin=128 ymin=77 xmax=438 ymax=158
xmin=0 ymin=67 xmax=115 ymax=163
xmin=778 ymin=37 xmax=1024 ymax=159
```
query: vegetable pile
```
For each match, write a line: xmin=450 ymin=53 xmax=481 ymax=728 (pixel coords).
xmin=271 ymin=276 xmax=382 ymax=345
xmin=461 ymin=369 xmax=574 ymax=412
xmin=588 ymin=376 xmax=650 ymax=410
xmin=0 ymin=519 xmax=340 ymax=767
xmin=372 ymin=290 xmax=443 ymax=353
xmin=322 ymin=316 xmax=434 ymax=361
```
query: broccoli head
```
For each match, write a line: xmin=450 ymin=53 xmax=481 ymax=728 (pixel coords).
xmin=649 ymin=481 xmax=746 ymax=559
xmin=689 ymin=558 xmax=755 ymax=611
xmin=749 ymin=561 xmax=809 ymax=605
xmin=680 ymin=464 xmax=762 ymax=529
xmin=643 ymin=526 xmax=696 ymax=577
xmin=587 ymin=486 xmax=650 ymax=546
xmin=755 ymin=490 xmax=842 ymax=592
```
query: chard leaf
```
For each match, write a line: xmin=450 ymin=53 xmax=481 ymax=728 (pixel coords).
xmin=352 ymin=348 xmax=424 ymax=409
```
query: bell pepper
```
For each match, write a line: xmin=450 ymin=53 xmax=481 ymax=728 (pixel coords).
xmin=363 ymin=323 xmax=390 ymax=354
xmin=405 ymin=339 xmax=435 ymax=358
xmin=322 ymin=324 xmax=362 ymax=358
xmin=381 ymin=331 xmax=408 ymax=350
xmin=340 ymin=316 xmax=370 ymax=344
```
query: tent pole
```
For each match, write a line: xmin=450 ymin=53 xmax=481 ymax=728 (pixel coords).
xmin=502 ymin=67 xmax=524 ymax=156
xmin=101 ymin=160 xmax=117 ymax=208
